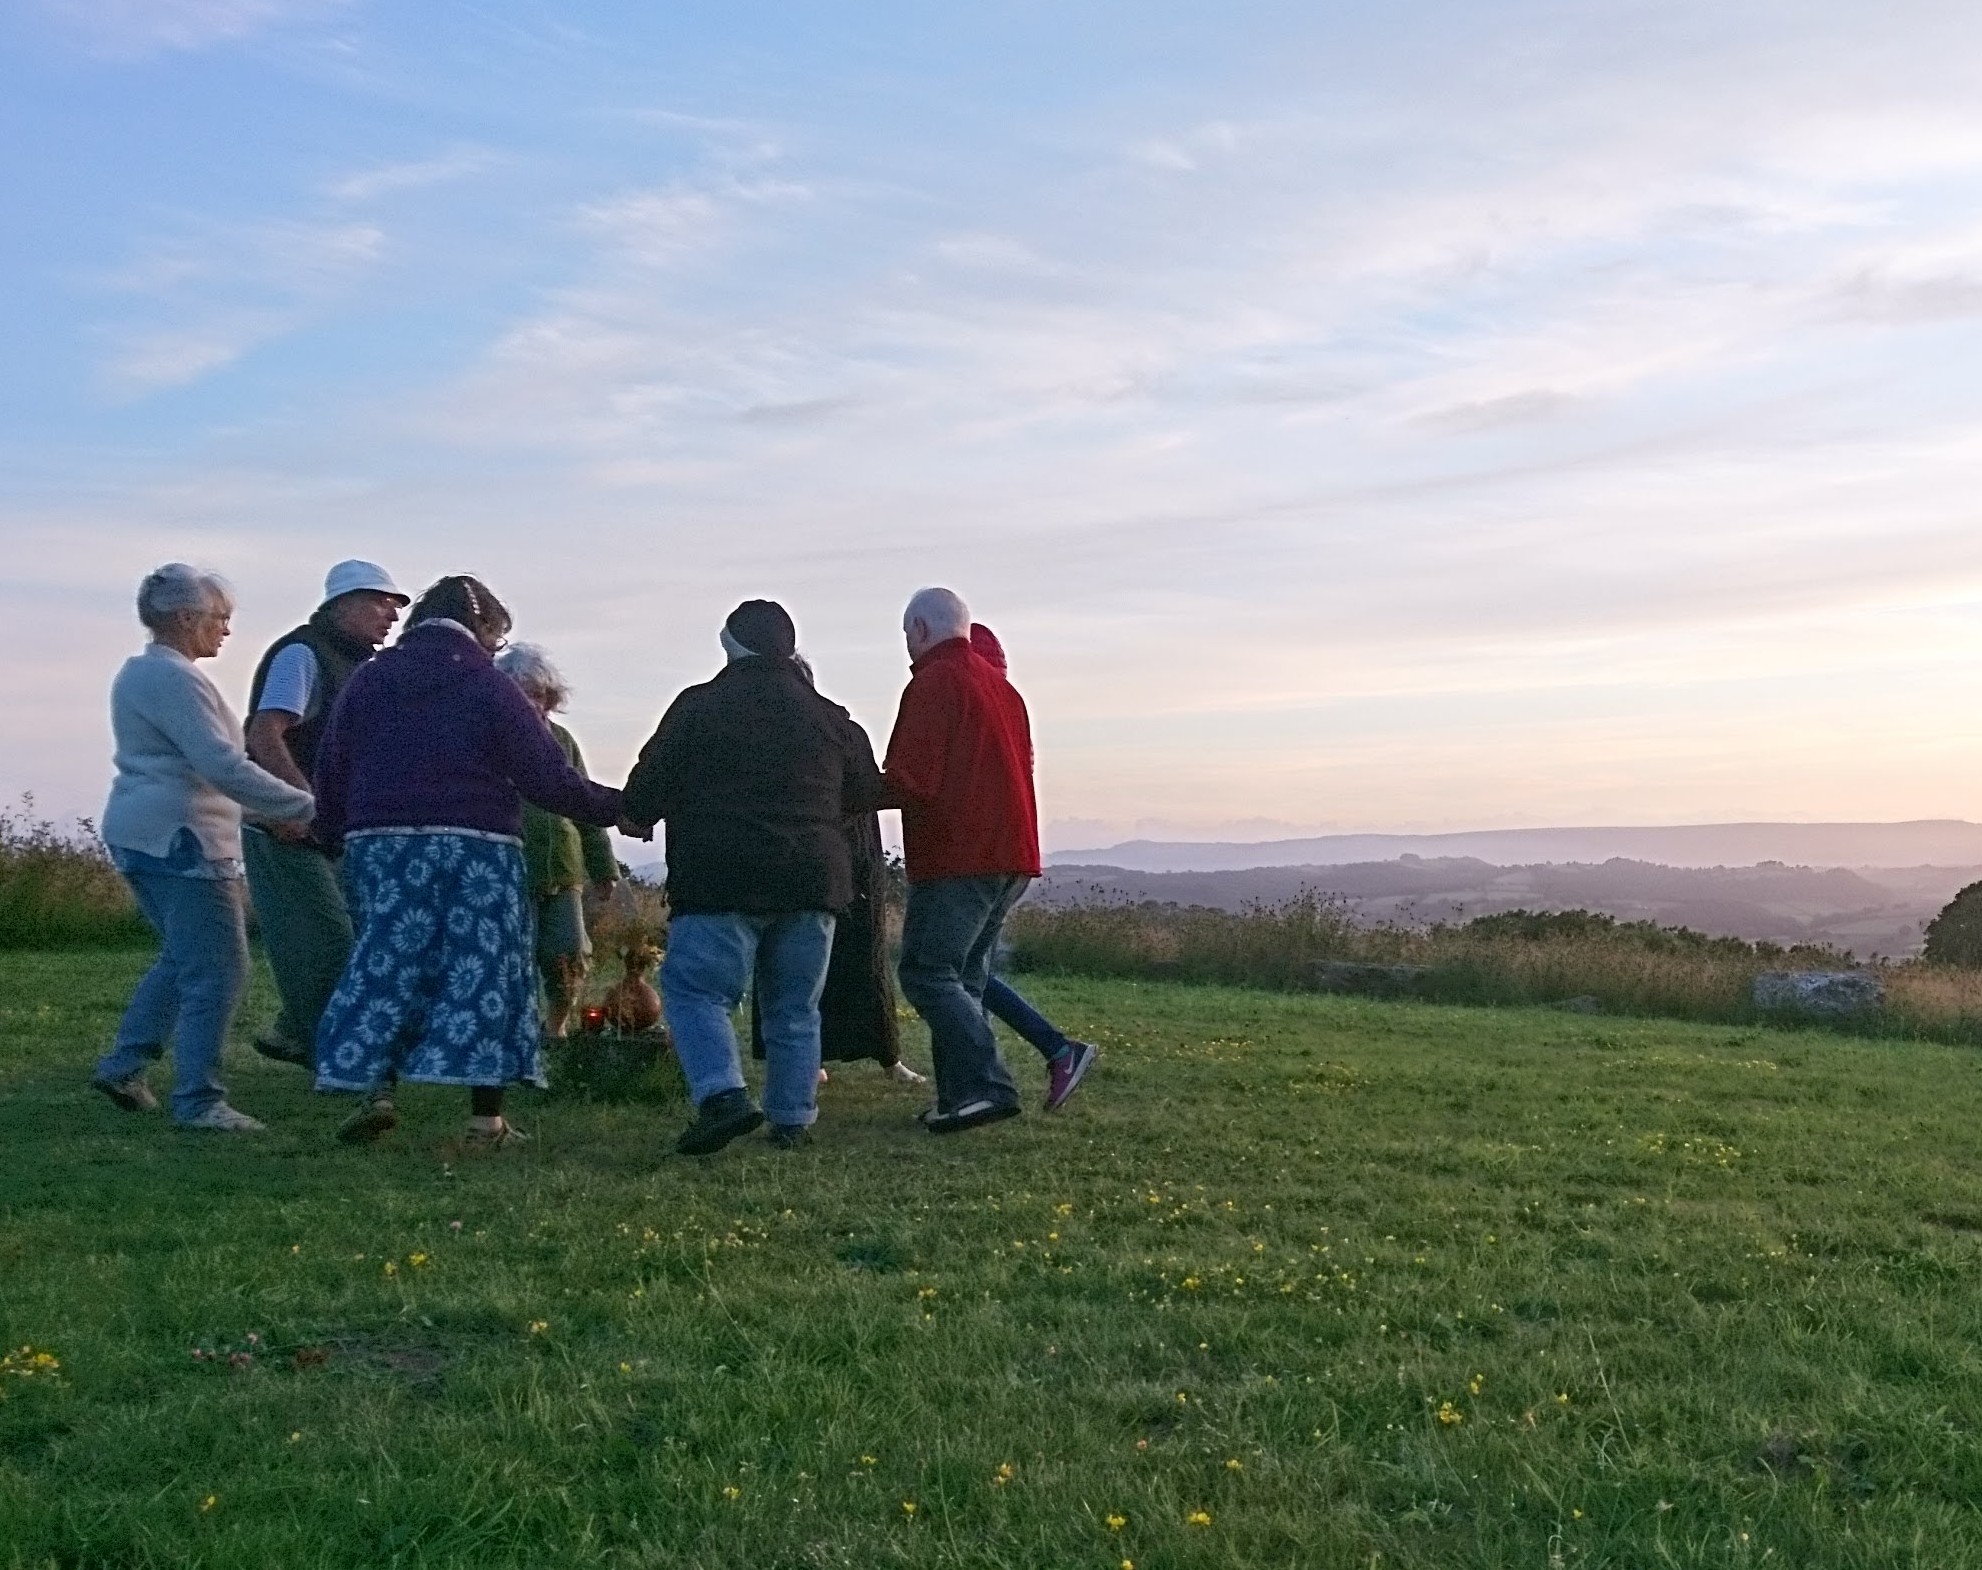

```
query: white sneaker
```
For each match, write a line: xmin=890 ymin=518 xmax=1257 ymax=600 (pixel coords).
xmin=179 ymin=1103 xmax=267 ymax=1133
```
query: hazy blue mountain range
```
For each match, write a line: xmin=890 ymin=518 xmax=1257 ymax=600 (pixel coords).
xmin=1045 ymin=821 xmax=1982 ymax=873
xmin=628 ymin=822 xmax=1982 ymax=956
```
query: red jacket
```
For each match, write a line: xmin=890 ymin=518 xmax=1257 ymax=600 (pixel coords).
xmin=883 ymin=637 xmax=1041 ymax=882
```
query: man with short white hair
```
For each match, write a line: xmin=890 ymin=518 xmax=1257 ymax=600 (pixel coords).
xmin=242 ymin=559 xmax=407 ymax=1066
xmin=883 ymin=586 xmax=1043 ymax=1133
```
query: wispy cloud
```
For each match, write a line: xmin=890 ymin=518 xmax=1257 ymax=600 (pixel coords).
xmin=582 ymin=177 xmax=811 ymax=264
xmin=327 ymin=147 xmax=494 ymax=203
xmin=623 ymin=108 xmax=785 ymax=164
xmin=101 ymin=315 xmax=288 ymax=392
xmin=1127 ymin=119 xmax=1247 ymax=173
xmin=31 ymin=0 xmax=351 ymax=57
xmin=95 ymin=217 xmax=384 ymax=393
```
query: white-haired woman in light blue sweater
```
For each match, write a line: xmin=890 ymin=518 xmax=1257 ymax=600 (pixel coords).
xmin=94 ymin=564 xmax=314 ymax=1132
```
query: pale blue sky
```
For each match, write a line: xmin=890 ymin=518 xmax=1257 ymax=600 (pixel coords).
xmin=8 ymin=0 xmax=1982 ymax=847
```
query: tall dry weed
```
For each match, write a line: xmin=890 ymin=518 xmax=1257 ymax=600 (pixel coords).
xmin=0 ymin=799 xmax=147 ymax=949
xmin=1007 ymin=891 xmax=1982 ymax=1041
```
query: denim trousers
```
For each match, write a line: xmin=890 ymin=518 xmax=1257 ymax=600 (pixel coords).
xmin=96 ymin=866 xmax=251 ymax=1121
xmin=898 ymin=874 xmax=1030 ymax=1112
xmin=662 ymin=910 xmax=836 ymax=1127
xmin=983 ymin=975 xmax=1068 ymax=1061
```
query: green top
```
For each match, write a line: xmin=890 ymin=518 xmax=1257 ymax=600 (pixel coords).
xmin=521 ymin=721 xmax=619 ymax=897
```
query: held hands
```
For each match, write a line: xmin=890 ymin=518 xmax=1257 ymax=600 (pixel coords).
xmin=616 ymin=816 xmax=654 ymax=841
xmin=264 ymin=817 xmax=314 ymax=845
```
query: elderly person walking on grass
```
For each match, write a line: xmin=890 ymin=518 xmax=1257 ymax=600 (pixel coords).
xmin=619 ymin=600 xmax=886 ymax=1156
xmin=241 ymin=558 xmax=407 ymax=1069
xmin=881 ymin=588 xmax=1045 ymax=1133
xmin=93 ymin=564 xmax=316 ymax=1132
xmin=966 ymin=623 xmax=1097 ymax=1108
xmin=495 ymin=643 xmax=620 ymax=1037
xmin=310 ymin=576 xmax=624 ymax=1147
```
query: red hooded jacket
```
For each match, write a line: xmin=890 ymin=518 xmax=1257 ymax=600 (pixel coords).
xmin=883 ymin=635 xmax=1040 ymax=882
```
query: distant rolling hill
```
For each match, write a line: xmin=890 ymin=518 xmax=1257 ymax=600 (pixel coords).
xmin=1031 ymin=856 xmax=1982 ymax=959
xmin=1046 ymin=821 xmax=1982 ymax=873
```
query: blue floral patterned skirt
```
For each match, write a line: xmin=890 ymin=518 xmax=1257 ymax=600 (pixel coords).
xmin=314 ymin=829 xmax=544 ymax=1092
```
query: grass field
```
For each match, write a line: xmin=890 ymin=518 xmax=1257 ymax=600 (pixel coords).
xmin=5 ymin=952 xmax=1982 ymax=1568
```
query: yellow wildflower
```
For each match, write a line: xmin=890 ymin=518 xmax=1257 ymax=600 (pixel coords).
xmin=1186 ymin=1509 xmax=1213 ymax=1527
xmin=901 ymin=1500 xmax=917 ymax=1518
xmin=1436 ymin=1401 xmax=1464 ymax=1427
xmin=722 ymin=1486 xmax=741 ymax=1501
xmin=1468 ymin=1374 xmax=1485 ymax=1396
xmin=1106 ymin=1513 xmax=1127 ymax=1530
xmin=1225 ymin=1457 xmax=1242 ymax=1471
xmin=199 ymin=1495 xmax=218 ymax=1513
xmin=527 ymin=1320 xmax=549 ymax=1335
xmin=381 ymin=1260 xmax=398 ymax=1277
xmin=0 ymin=1346 xmax=60 ymax=1378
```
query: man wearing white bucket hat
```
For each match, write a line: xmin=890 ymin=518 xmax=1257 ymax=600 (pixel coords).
xmin=242 ymin=559 xmax=408 ymax=1066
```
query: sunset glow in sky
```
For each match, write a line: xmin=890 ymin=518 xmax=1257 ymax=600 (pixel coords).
xmin=7 ymin=1 xmax=1982 ymax=848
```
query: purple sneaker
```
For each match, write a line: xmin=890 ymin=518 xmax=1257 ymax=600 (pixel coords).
xmin=1044 ymin=1040 xmax=1098 ymax=1111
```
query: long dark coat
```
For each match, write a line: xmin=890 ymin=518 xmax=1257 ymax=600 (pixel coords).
xmin=751 ymin=810 xmax=901 ymax=1066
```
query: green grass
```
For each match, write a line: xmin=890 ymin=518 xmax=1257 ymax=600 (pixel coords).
xmin=6 ymin=952 xmax=1982 ymax=1568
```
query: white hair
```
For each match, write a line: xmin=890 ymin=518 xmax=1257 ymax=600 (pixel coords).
xmin=903 ymin=586 xmax=970 ymax=642
xmin=136 ymin=564 xmax=233 ymax=633
xmin=495 ymin=642 xmax=570 ymax=711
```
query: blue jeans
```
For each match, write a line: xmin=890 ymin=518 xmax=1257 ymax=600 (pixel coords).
xmin=96 ymin=858 xmax=250 ymax=1121
xmin=662 ymin=910 xmax=836 ymax=1127
xmin=898 ymin=875 xmax=1029 ymax=1112
xmin=983 ymin=975 xmax=1069 ymax=1061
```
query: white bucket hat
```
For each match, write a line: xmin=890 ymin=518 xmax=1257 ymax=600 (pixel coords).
xmin=320 ymin=559 xmax=408 ymax=608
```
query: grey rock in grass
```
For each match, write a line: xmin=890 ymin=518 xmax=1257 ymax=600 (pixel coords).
xmin=1752 ymin=970 xmax=1884 ymax=1019
xmin=1314 ymin=962 xmax=1436 ymax=998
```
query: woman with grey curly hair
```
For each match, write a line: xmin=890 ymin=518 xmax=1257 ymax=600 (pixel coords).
xmin=94 ymin=564 xmax=316 ymax=1132
xmin=496 ymin=643 xmax=619 ymax=1038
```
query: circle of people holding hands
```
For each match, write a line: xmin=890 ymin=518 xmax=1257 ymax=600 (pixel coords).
xmin=92 ymin=561 xmax=1100 ymax=1153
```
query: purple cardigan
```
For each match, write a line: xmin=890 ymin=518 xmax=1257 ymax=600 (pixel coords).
xmin=313 ymin=622 xmax=621 ymax=848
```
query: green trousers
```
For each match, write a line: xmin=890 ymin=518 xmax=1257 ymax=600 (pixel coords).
xmin=242 ymin=827 xmax=354 ymax=1056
